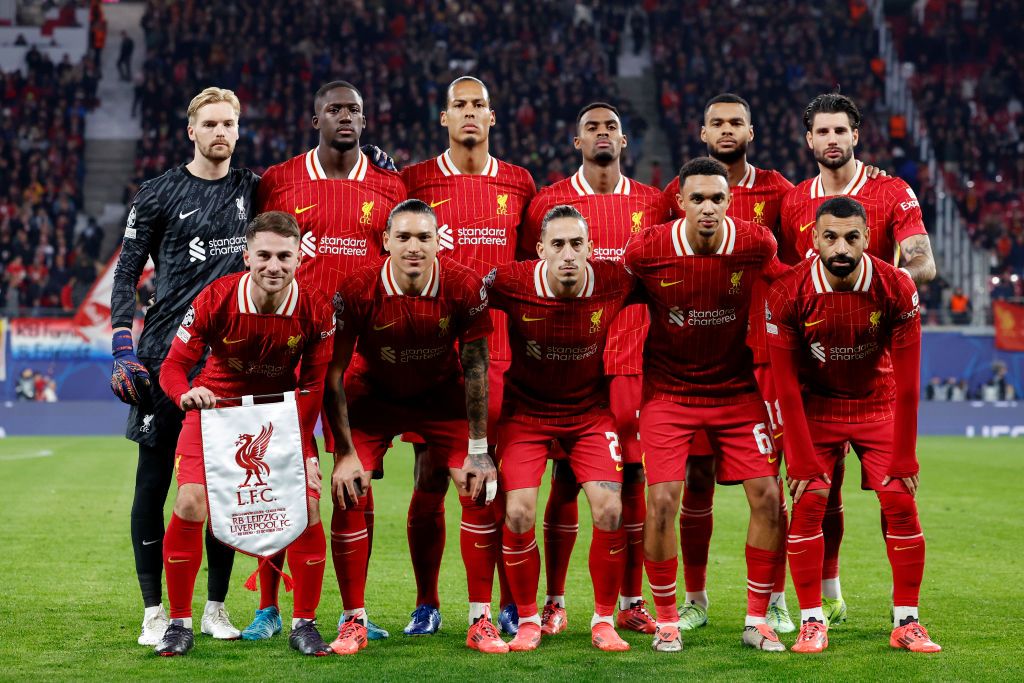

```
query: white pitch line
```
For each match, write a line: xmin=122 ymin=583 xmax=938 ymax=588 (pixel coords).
xmin=0 ymin=449 xmax=55 ymax=462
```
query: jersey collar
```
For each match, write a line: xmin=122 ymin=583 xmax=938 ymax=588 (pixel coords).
xmin=236 ymin=273 xmax=300 ymax=315
xmin=570 ymin=167 xmax=631 ymax=196
xmin=736 ymin=163 xmax=757 ymax=189
xmin=533 ymin=260 xmax=595 ymax=298
xmin=811 ymin=159 xmax=867 ymax=199
xmin=305 ymin=148 xmax=369 ymax=182
xmin=672 ymin=217 xmax=736 ymax=256
xmin=810 ymin=255 xmax=873 ymax=294
xmin=381 ymin=256 xmax=441 ymax=297
xmin=436 ymin=149 xmax=498 ymax=177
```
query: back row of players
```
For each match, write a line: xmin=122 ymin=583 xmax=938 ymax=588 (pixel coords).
xmin=110 ymin=76 xmax=940 ymax=657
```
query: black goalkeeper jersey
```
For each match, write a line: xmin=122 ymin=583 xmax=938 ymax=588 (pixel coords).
xmin=111 ymin=164 xmax=260 ymax=360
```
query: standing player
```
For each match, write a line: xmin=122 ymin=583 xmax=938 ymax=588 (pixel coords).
xmin=153 ymin=211 xmax=336 ymax=657
xmin=779 ymin=93 xmax=937 ymax=626
xmin=766 ymin=196 xmax=940 ymax=654
xmin=324 ymin=200 xmax=505 ymax=655
xmin=626 ymin=158 xmax=786 ymax=653
xmin=491 ymin=206 xmax=635 ymax=652
xmin=399 ymin=76 xmax=535 ymax=636
xmin=110 ymin=87 xmax=256 ymax=645
xmin=246 ymin=79 xmax=405 ymax=641
xmin=518 ymin=102 xmax=665 ymax=636
xmin=658 ymin=94 xmax=795 ymax=634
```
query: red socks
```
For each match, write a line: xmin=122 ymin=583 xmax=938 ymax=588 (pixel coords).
xmin=620 ymin=479 xmax=646 ymax=598
xmin=331 ymin=495 xmax=369 ymax=611
xmin=680 ymin=484 xmax=714 ymax=593
xmin=878 ymin=491 xmax=925 ymax=607
xmin=644 ymin=556 xmax=679 ymax=623
xmin=364 ymin=487 xmax=375 ymax=567
xmin=591 ymin=527 xmax=627 ymax=617
xmin=459 ymin=495 xmax=497 ymax=604
xmin=288 ymin=522 xmax=326 ymax=620
xmin=407 ymin=489 xmax=446 ymax=607
xmin=163 ymin=513 xmax=204 ymax=619
xmin=502 ymin=525 xmax=541 ymax=618
xmin=822 ymin=455 xmax=846 ymax=580
xmin=774 ymin=480 xmax=789 ymax=593
xmin=542 ymin=475 xmax=580 ymax=596
xmin=787 ymin=493 xmax=827 ymax=609
xmin=745 ymin=544 xmax=781 ymax=618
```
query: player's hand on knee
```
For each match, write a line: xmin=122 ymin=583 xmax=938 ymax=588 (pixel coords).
xmin=179 ymin=386 xmax=217 ymax=411
xmin=305 ymin=457 xmax=322 ymax=495
xmin=110 ymin=330 xmax=151 ymax=405
xmin=882 ymin=473 xmax=919 ymax=497
xmin=332 ymin=450 xmax=368 ymax=509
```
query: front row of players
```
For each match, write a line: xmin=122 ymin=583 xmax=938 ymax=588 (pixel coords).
xmin=153 ymin=159 xmax=939 ymax=657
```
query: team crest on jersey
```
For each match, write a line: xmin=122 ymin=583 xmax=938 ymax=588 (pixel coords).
xmin=753 ymin=201 xmax=766 ymax=224
xmin=729 ymin=270 xmax=744 ymax=294
xmin=868 ymin=311 xmax=882 ymax=334
xmin=590 ymin=308 xmax=604 ymax=334
xmin=360 ymin=201 xmax=374 ymax=225
xmin=287 ymin=335 xmax=302 ymax=354
xmin=496 ymin=193 xmax=509 ymax=216
xmin=236 ymin=196 xmax=247 ymax=220
xmin=631 ymin=211 xmax=643 ymax=233
xmin=438 ymin=315 xmax=451 ymax=337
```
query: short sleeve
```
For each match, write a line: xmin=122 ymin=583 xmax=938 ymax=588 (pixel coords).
xmin=888 ymin=180 xmax=927 ymax=244
xmin=456 ymin=272 xmax=493 ymax=344
xmin=889 ymin=270 xmax=922 ymax=348
xmin=765 ymin=279 xmax=800 ymax=349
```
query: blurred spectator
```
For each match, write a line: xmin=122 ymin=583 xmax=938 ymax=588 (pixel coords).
xmin=949 ymin=378 xmax=969 ymax=402
xmin=42 ymin=379 xmax=59 ymax=403
xmin=925 ymin=376 xmax=948 ymax=400
xmin=981 ymin=361 xmax=1017 ymax=401
xmin=117 ymin=30 xmax=135 ymax=81
xmin=15 ymin=369 xmax=34 ymax=401
xmin=949 ymin=287 xmax=971 ymax=324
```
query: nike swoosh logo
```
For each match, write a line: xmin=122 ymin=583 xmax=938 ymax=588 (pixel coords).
xmin=167 ymin=558 xmax=190 ymax=563
xmin=799 ymin=221 xmax=815 ymax=232
xmin=505 ymin=559 xmax=528 ymax=567
xmin=768 ymin=456 xmax=777 ymax=463
xmin=295 ymin=204 xmax=317 ymax=214
xmin=340 ymin=549 xmax=358 ymax=555
xmin=894 ymin=545 xmax=920 ymax=552
xmin=429 ymin=199 xmax=451 ymax=208
xmin=660 ymin=279 xmax=684 ymax=287
xmin=474 ymin=543 xmax=493 ymax=549
xmin=142 ymin=539 xmax=160 ymax=546
xmin=179 ymin=209 xmax=200 ymax=220
xmin=222 ymin=337 xmax=244 ymax=344
xmin=610 ymin=546 xmax=625 ymax=555
xmin=373 ymin=322 xmax=397 ymax=331
xmin=804 ymin=319 xmax=825 ymax=327
xmin=521 ymin=315 xmax=545 ymax=322
xmin=306 ymin=558 xmax=326 ymax=565
xmin=629 ymin=539 xmax=643 ymax=545
xmin=615 ymin=464 xmax=624 ymax=472
xmin=787 ymin=550 xmax=807 ymax=556
xmin=774 ymin=432 xmax=783 ymax=439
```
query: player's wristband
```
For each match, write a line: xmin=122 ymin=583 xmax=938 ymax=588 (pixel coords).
xmin=112 ymin=329 xmax=136 ymax=359
xmin=468 ymin=437 xmax=488 ymax=456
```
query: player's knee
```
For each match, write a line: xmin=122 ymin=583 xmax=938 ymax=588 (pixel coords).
xmin=505 ymin=498 xmax=536 ymax=534
xmin=877 ymin=491 xmax=919 ymax=533
xmin=646 ymin=485 xmax=679 ymax=524
xmin=747 ymin=478 xmax=781 ymax=521
xmin=173 ymin=485 xmax=207 ymax=522
xmin=591 ymin=497 xmax=622 ymax=531
xmin=307 ymin=498 xmax=320 ymax=526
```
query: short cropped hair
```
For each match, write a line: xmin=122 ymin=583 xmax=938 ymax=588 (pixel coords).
xmin=387 ymin=198 xmax=437 ymax=233
xmin=446 ymin=76 xmax=491 ymax=106
xmin=703 ymin=93 xmax=751 ymax=120
xmin=187 ymin=87 xmax=240 ymax=125
xmin=576 ymin=101 xmax=620 ymax=129
xmin=815 ymin=195 xmax=867 ymax=224
xmin=803 ymin=92 xmax=861 ymax=131
xmin=314 ymin=80 xmax=362 ymax=113
xmin=540 ymin=204 xmax=589 ymax=239
xmin=677 ymin=157 xmax=729 ymax=187
xmin=245 ymin=211 xmax=300 ymax=242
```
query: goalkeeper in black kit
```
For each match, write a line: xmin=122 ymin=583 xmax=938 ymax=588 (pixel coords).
xmin=110 ymin=87 xmax=259 ymax=646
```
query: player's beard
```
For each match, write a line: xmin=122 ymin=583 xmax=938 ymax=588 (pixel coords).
xmin=709 ymin=139 xmax=747 ymax=165
xmin=200 ymin=140 xmax=234 ymax=162
xmin=592 ymin=148 xmax=616 ymax=164
xmin=815 ymin=145 xmax=853 ymax=170
xmin=330 ymin=136 xmax=358 ymax=153
xmin=824 ymin=254 xmax=859 ymax=278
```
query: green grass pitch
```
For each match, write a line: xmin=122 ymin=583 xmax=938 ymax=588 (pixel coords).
xmin=1 ymin=436 xmax=1020 ymax=681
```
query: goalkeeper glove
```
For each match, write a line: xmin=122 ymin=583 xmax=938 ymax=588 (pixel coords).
xmin=110 ymin=329 xmax=151 ymax=405
xmin=361 ymin=144 xmax=397 ymax=172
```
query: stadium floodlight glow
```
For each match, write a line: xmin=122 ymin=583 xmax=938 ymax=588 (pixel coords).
xmin=1011 ymin=274 xmax=1020 ymax=283
xmin=991 ymin=276 xmax=1000 ymax=285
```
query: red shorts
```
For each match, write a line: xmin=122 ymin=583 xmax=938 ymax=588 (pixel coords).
xmin=804 ymin=419 xmax=907 ymax=493
xmin=399 ymin=358 xmax=507 ymax=447
xmin=639 ymin=398 xmax=778 ymax=486
xmin=348 ymin=385 xmax=468 ymax=472
xmin=497 ymin=410 xmax=622 ymax=490
xmin=608 ymin=375 xmax=642 ymax=465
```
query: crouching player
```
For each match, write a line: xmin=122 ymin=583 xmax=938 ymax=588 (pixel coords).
xmin=155 ymin=211 xmax=336 ymax=656
xmin=489 ymin=206 xmax=636 ymax=652
xmin=323 ymin=199 xmax=504 ymax=655
xmin=766 ymin=196 xmax=940 ymax=654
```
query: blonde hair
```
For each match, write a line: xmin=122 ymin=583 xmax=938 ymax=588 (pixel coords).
xmin=187 ymin=87 xmax=241 ymax=125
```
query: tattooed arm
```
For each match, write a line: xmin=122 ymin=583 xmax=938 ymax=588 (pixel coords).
xmin=899 ymin=233 xmax=937 ymax=285
xmin=455 ymin=337 xmax=494 ymax=501
xmin=324 ymin=325 xmax=369 ymax=507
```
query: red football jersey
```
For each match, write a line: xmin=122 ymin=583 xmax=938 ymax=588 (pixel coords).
xmin=520 ymin=168 xmax=666 ymax=376
xmin=257 ymin=148 xmax=406 ymax=296
xmin=765 ymin=254 xmax=921 ymax=423
xmin=161 ymin=272 xmax=336 ymax=454
xmin=336 ymin=256 xmax=492 ymax=400
xmin=661 ymin=164 xmax=793 ymax=365
xmin=487 ymin=259 xmax=636 ymax=423
xmin=400 ymin=150 xmax=536 ymax=364
xmin=624 ymin=217 xmax=777 ymax=406
xmin=778 ymin=159 xmax=927 ymax=266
